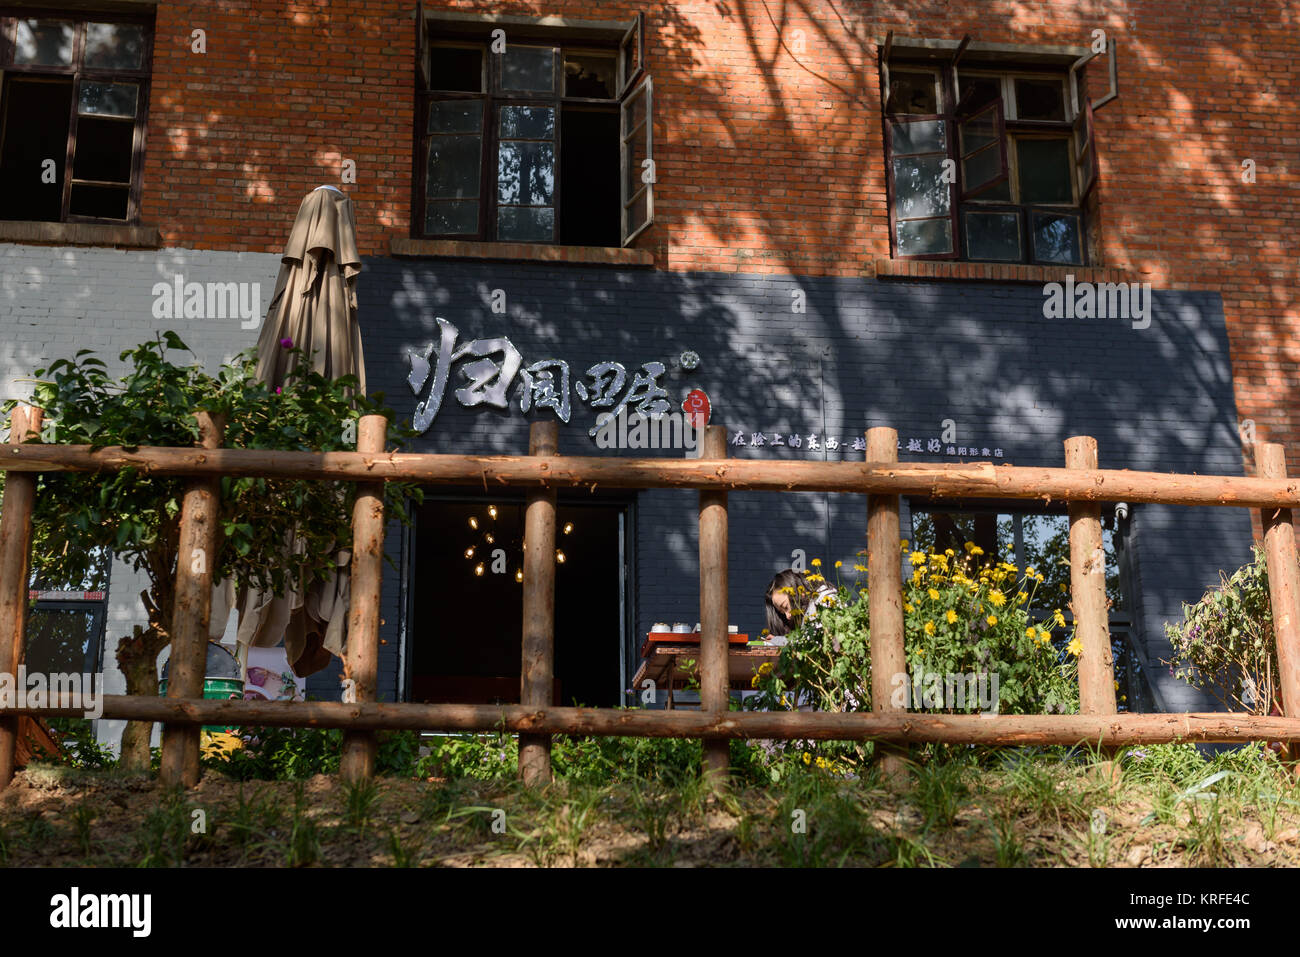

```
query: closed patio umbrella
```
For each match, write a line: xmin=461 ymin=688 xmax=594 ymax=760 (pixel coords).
xmin=210 ymin=185 xmax=365 ymax=678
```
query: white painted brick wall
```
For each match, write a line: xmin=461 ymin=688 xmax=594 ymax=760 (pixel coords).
xmin=1 ymin=243 xmax=281 ymax=753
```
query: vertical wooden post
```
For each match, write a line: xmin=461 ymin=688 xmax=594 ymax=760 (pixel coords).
xmin=699 ymin=424 xmax=730 ymax=785
xmin=0 ymin=407 xmax=42 ymax=790
xmin=1256 ymin=443 xmax=1300 ymax=770
xmin=520 ymin=421 xmax=558 ymax=787
xmin=340 ymin=414 xmax=389 ymax=783
xmin=1065 ymin=436 xmax=1117 ymax=716
xmin=866 ymin=427 xmax=907 ymax=778
xmin=159 ymin=410 xmax=225 ymax=789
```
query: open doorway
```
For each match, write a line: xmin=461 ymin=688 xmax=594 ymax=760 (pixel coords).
xmin=406 ymin=497 xmax=628 ymax=708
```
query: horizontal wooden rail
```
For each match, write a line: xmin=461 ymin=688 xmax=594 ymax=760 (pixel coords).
xmin=4 ymin=696 xmax=1300 ymax=745
xmin=3 ymin=442 xmax=1300 ymax=507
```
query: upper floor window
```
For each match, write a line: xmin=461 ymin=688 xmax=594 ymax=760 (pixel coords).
xmin=883 ymin=58 xmax=1097 ymax=265
xmin=0 ymin=14 xmax=153 ymax=223
xmin=416 ymin=12 xmax=653 ymax=248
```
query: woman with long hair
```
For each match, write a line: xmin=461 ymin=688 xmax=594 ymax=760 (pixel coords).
xmin=764 ymin=568 xmax=834 ymax=643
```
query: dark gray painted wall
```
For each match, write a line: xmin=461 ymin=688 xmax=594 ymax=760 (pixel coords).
xmin=304 ymin=258 xmax=1252 ymax=714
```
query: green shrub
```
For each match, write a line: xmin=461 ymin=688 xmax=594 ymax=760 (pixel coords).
xmin=1166 ymin=545 xmax=1279 ymax=714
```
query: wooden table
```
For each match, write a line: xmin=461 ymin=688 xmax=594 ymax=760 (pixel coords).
xmin=631 ymin=642 xmax=782 ymax=709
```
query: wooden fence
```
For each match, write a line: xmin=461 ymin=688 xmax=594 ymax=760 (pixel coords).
xmin=2 ymin=409 xmax=1299 ymax=790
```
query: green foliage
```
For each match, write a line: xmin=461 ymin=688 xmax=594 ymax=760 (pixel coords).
xmin=3 ymin=332 xmax=422 ymax=609
xmin=1166 ymin=545 xmax=1280 ymax=714
xmin=748 ymin=548 xmax=1079 ymax=771
xmin=42 ymin=717 xmax=117 ymax=769
xmin=204 ymin=727 xmax=421 ymax=781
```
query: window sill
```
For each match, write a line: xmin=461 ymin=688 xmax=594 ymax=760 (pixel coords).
xmin=874 ymin=259 xmax=1132 ymax=285
xmin=0 ymin=220 xmax=161 ymax=249
xmin=391 ymin=236 xmax=654 ymax=267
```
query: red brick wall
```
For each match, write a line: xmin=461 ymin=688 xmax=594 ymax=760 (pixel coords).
xmin=138 ymin=0 xmax=1300 ymax=473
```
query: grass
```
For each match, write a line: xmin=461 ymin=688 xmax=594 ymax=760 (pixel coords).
xmin=3 ymin=741 xmax=1299 ymax=867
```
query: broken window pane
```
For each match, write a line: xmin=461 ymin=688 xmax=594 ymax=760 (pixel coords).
xmin=429 ymin=44 xmax=483 ymax=92
xmin=889 ymin=71 xmax=938 ymax=114
xmin=564 ymin=52 xmax=616 ymax=98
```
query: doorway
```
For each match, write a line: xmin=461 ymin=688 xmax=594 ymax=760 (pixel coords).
xmin=406 ymin=496 xmax=629 ymax=708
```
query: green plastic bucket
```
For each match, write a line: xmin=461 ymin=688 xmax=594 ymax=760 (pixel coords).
xmin=160 ymin=642 xmax=244 ymax=733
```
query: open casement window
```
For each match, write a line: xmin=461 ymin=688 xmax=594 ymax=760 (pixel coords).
xmin=619 ymin=73 xmax=653 ymax=245
xmin=957 ymin=99 xmax=1008 ymax=200
xmin=1072 ymin=95 xmax=1097 ymax=200
xmin=618 ymin=12 xmax=644 ymax=97
xmin=416 ymin=0 xmax=430 ymax=88
xmin=886 ymin=113 xmax=956 ymax=258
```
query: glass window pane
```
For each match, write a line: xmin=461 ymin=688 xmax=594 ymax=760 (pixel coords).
xmin=964 ymin=211 xmax=1021 ymax=261
xmin=896 ymin=217 xmax=952 ymax=256
xmin=426 ymin=134 xmax=481 ymax=198
xmin=73 ymin=117 xmax=134 ymax=182
xmin=84 ymin=23 xmax=146 ymax=70
xmin=429 ymin=44 xmax=484 ymax=92
xmin=625 ymin=188 xmax=650 ymax=237
xmin=888 ymin=71 xmax=937 ymax=114
xmin=956 ymin=74 xmax=1000 ymax=114
xmin=963 ymin=146 xmax=1002 ymax=194
xmin=426 ymin=199 xmax=478 ymax=234
xmin=14 ymin=19 xmax=74 ymax=66
xmin=79 ymin=82 xmax=138 ymax=118
xmin=427 ymin=99 xmax=482 ymax=134
xmin=959 ymin=109 xmax=998 ymax=155
xmin=69 ymin=183 xmax=129 ymax=219
xmin=498 ymin=205 xmax=554 ymax=242
xmin=1017 ymin=138 xmax=1073 ymax=204
xmin=25 ymin=607 xmax=99 ymax=674
xmin=1031 ymin=211 xmax=1082 ymax=264
xmin=892 ymin=155 xmax=950 ymax=219
xmin=501 ymin=46 xmax=555 ymax=93
xmin=500 ymin=106 xmax=555 ymax=140
xmin=891 ymin=118 xmax=945 ymax=155
xmin=624 ymin=119 xmax=647 ymax=196
xmin=1014 ymin=78 xmax=1066 ymax=121
xmin=497 ymin=141 xmax=555 ymax=206
xmin=564 ymin=53 xmax=616 ymax=98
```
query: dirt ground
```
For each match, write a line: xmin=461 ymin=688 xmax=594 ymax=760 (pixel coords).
xmin=3 ymin=760 xmax=1299 ymax=867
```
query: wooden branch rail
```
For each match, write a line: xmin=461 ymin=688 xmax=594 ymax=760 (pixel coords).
xmin=2 ymin=406 xmax=1299 ymax=789
xmin=6 ymin=443 xmax=1300 ymax=508
xmin=7 ymin=694 xmax=1300 ymax=745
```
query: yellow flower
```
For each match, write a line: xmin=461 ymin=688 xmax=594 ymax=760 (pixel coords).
xmin=750 ymin=674 xmax=760 ymax=688
xmin=924 ymin=620 xmax=936 ymax=635
xmin=909 ymin=551 xmax=926 ymax=566
xmin=986 ymin=615 xmax=998 ymax=626
xmin=1059 ymin=583 xmax=1068 ymax=593
xmin=1026 ymin=626 xmax=1037 ymax=639
xmin=900 ymin=539 xmax=910 ymax=550
xmin=1016 ymin=592 xmax=1028 ymax=604
xmin=927 ymin=588 xmax=941 ymax=601
xmin=834 ymin=560 xmax=842 ymax=568
xmin=811 ymin=558 xmax=821 ymax=567
xmin=969 ymin=545 xmax=984 ymax=556
xmin=911 ymin=570 xmax=925 ymax=586
xmin=944 ymin=548 xmax=955 ymax=557
xmin=758 ymin=662 xmax=773 ymax=675
xmin=946 ymin=609 xmax=958 ymax=624
xmin=1113 ymin=680 xmax=1120 ymax=690
xmin=854 ymin=564 xmax=867 ymax=573
xmin=904 ymin=602 xmax=915 ymax=613
xmin=806 ymin=573 xmax=825 ymax=583
xmin=1053 ymin=609 xmax=1067 ymax=628
xmin=803 ymin=752 xmax=812 ymax=765
xmin=1067 ymin=637 xmax=1083 ymax=656
xmin=963 ymin=541 xmax=976 ymax=553
xmin=1025 ymin=566 xmax=1037 ymax=578
xmin=988 ymin=589 xmax=1006 ymax=607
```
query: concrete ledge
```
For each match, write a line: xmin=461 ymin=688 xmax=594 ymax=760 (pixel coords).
xmin=875 ymin=258 xmax=1134 ymax=285
xmin=391 ymin=236 xmax=654 ymax=267
xmin=0 ymin=220 xmax=161 ymax=249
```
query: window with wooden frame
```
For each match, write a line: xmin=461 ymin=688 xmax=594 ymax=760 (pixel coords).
xmin=883 ymin=60 xmax=1098 ymax=265
xmin=0 ymin=12 xmax=153 ymax=224
xmin=415 ymin=10 xmax=653 ymax=248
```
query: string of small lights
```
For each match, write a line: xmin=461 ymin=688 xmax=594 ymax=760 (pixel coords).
xmin=463 ymin=505 xmax=574 ymax=583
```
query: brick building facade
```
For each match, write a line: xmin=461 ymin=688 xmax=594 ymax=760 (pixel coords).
xmin=0 ymin=1 xmax=1288 ymax=742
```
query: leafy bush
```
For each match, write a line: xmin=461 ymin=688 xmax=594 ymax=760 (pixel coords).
xmin=747 ymin=548 xmax=1079 ymax=770
xmin=1166 ymin=545 xmax=1280 ymax=714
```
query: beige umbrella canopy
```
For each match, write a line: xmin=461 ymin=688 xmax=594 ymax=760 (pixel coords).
xmin=210 ymin=186 xmax=365 ymax=678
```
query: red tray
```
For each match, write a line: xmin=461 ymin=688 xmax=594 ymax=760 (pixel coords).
xmin=640 ymin=631 xmax=749 ymax=659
